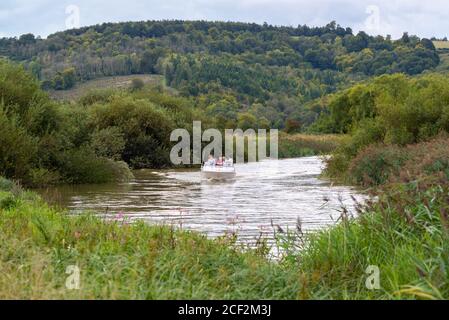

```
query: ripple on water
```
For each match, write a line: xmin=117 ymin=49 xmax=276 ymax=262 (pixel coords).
xmin=38 ymin=157 xmax=366 ymax=243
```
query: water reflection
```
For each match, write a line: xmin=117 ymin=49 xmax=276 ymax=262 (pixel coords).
xmin=39 ymin=157 xmax=365 ymax=242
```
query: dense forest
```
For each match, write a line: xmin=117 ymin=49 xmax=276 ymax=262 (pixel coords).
xmin=0 ymin=20 xmax=440 ymax=130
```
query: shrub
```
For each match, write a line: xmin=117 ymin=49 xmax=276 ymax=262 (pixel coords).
xmin=89 ymin=96 xmax=176 ymax=168
xmin=79 ymin=89 xmax=115 ymax=106
xmin=0 ymin=59 xmax=46 ymax=116
xmin=90 ymin=127 xmax=126 ymax=161
xmin=0 ymin=106 xmax=38 ymax=180
xmin=26 ymin=168 xmax=61 ymax=188
xmin=58 ymin=147 xmax=133 ymax=184
xmin=397 ymin=135 xmax=449 ymax=185
xmin=0 ymin=177 xmax=14 ymax=191
xmin=129 ymin=78 xmax=145 ymax=91
xmin=0 ymin=193 xmax=18 ymax=210
xmin=323 ymin=74 xmax=449 ymax=182
xmin=348 ymin=144 xmax=408 ymax=186
xmin=337 ymin=135 xmax=449 ymax=187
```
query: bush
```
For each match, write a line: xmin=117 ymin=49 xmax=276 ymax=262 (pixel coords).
xmin=58 ymin=147 xmax=133 ymax=184
xmin=0 ymin=106 xmax=38 ymax=180
xmin=336 ymin=135 xmax=449 ymax=187
xmin=397 ymin=135 xmax=449 ymax=185
xmin=0 ymin=59 xmax=46 ymax=116
xmin=89 ymin=96 xmax=176 ymax=168
xmin=0 ymin=177 xmax=14 ymax=191
xmin=129 ymin=78 xmax=145 ymax=91
xmin=26 ymin=168 xmax=61 ymax=188
xmin=348 ymin=144 xmax=408 ymax=186
xmin=0 ymin=192 xmax=19 ymax=210
xmin=79 ymin=89 xmax=115 ymax=106
xmin=323 ymin=74 xmax=449 ymax=182
xmin=90 ymin=127 xmax=126 ymax=160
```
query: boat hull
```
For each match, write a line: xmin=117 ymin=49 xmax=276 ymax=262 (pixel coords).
xmin=201 ymin=167 xmax=236 ymax=180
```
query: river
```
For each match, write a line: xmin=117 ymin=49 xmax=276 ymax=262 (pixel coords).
xmin=38 ymin=157 xmax=365 ymax=243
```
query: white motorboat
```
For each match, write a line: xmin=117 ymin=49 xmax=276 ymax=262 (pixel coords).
xmin=201 ymin=164 xmax=236 ymax=180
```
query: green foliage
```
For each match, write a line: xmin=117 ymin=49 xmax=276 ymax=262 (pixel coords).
xmin=2 ymin=176 xmax=449 ymax=299
xmin=129 ymin=78 xmax=145 ymax=91
xmin=0 ymin=191 xmax=301 ymax=299
xmin=0 ymin=105 xmax=38 ymax=179
xmin=295 ymin=183 xmax=449 ymax=299
xmin=0 ymin=21 xmax=440 ymax=130
xmin=320 ymin=74 xmax=449 ymax=180
xmin=0 ymin=177 xmax=14 ymax=191
xmin=78 ymin=89 xmax=115 ymax=106
xmin=90 ymin=127 xmax=126 ymax=160
xmin=347 ymin=144 xmax=408 ymax=186
xmin=0 ymin=60 xmax=132 ymax=186
xmin=58 ymin=147 xmax=132 ymax=184
xmin=88 ymin=95 xmax=176 ymax=168
xmin=279 ymin=133 xmax=344 ymax=158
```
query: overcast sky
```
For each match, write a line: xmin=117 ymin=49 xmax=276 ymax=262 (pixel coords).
xmin=1 ymin=0 xmax=448 ymax=39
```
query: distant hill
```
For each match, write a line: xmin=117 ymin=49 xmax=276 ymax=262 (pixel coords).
xmin=0 ymin=20 xmax=441 ymax=128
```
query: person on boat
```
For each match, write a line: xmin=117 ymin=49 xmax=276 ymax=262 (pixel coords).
xmin=216 ymin=156 xmax=224 ymax=166
xmin=224 ymin=157 xmax=233 ymax=167
xmin=205 ymin=154 xmax=215 ymax=166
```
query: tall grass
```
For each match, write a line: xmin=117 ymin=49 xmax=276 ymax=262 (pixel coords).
xmin=0 ymin=183 xmax=301 ymax=299
xmin=327 ymin=135 xmax=449 ymax=187
xmin=295 ymin=183 xmax=449 ymax=299
xmin=279 ymin=133 xmax=345 ymax=158
xmin=2 ymin=174 xmax=448 ymax=299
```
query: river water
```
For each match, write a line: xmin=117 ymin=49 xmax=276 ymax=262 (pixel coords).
xmin=39 ymin=157 xmax=365 ymax=243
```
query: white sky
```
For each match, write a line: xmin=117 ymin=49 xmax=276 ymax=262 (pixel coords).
xmin=0 ymin=0 xmax=448 ymax=39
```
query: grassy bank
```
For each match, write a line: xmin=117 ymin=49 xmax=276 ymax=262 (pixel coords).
xmin=304 ymin=73 xmax=449 ymax=299
xmin=0 ymin=180 xmax=301 ymax=299
xmin=278 ymin=133 xmax=344 ymax=158
xmin=2 ymin=175 xmax=448 ymax=299
xmin=297 ymin=182 xmax=449 ymax=299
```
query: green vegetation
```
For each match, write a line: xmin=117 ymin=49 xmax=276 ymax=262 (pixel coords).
xmin=0 ymin=58 xmax=344 ymax=187
xmin=0 ymin=21 xmax=440 ymax=130
xmin=278 ymin=133 xmax=344 ymax=158
xmin=297 ymin=182 xmax=449 ymax=299
xmin=0 ymin=180 xmax=301 ymax=299
xmin=2 ymin=20 xmax=449 ymax=300
xmin=0 ymin=59 xmax=134 ymax=186
xmin=0 ymin=59 xmax=208 ymax=186
xmin=291 ymin=72 xmax=449 ymax=299
xmin=310 ymin=73 xmax=449 ymax=182
xmin=2 ymin=161 xmax=449 ymax=299
xmin=49 ymin=75 xmax=165 ymax=101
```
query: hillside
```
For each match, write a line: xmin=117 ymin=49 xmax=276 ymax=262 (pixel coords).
xmin=48 ymin=74 xmax=166 ymax=100
xmin=433 ymin=40 xmax=449 ymax=73
xmin=0 ymin=20 xmax=441 ymax=129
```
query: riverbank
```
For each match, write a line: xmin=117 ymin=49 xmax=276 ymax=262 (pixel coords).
xmin=0 ymin=181 xmax=300 ymax=299
xmin=278 ymin=133 xmax=344 ymax=158
xmin=2 ymin=175 xmax=448 ymax=299
xmin=36 ymin=157 xmax=360 ymax=242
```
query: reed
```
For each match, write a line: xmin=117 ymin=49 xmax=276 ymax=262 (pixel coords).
xmin=2 ymin=174 xmax=448 ymax=299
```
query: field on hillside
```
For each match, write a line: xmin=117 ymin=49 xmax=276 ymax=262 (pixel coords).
xmin=433 ymin=40 xmax=449 ymax=49
xmin=49 ymin=74 xmax=165 ymax=101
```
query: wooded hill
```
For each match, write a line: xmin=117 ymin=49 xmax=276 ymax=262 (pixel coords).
xmin=0 ymin=20 xmax=440 ymax=130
